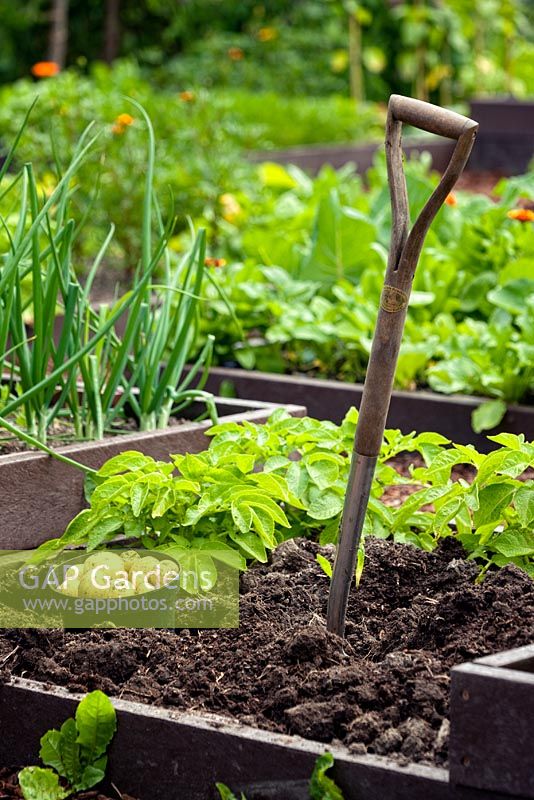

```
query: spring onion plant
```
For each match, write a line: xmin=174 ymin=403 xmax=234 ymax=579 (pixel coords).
xmin=0 ymin=102 xmax=214 ymax=447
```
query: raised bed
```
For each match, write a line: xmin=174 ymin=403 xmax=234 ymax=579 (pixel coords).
xmin=249 ymin=99 xmax=534 ymax=176
xmin=450 ymin=644 xmax=534 ymax=798
xmin=0 ymin=644 xmax=531 ymax=800
xmin=249 ymin=135 xmax=456 ymax=175
xmin=0 ymin=397 xmax=306 ymax=549
xmin=468 ymin=98 xmax=534 ymax=175
xmin=188 ymin=366 xmax=534 ymax=453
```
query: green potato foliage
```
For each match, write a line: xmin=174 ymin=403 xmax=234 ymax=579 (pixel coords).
xmin=42 ymin=410 xmax=534 ymax=582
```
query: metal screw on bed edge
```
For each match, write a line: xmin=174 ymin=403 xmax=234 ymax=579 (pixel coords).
xmin=462 ymin=755 xmax=471 ymax=767
xmin=461 ymin=689 xmax=470 ymax=701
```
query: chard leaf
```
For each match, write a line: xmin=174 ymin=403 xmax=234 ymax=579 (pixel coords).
xmin=39 ymin=730 xmax=64 ymax=775
xmin=75 ymin=690 xmax=117 ymax=762
xmin=76 ymin=757 xmax=107 ymax=791
xmin=309 ymin=752 xmax=343 ymax=800
xmin=18 ymin=767 xmax=69 ymax=800
xmin=58 ymin=718 xmax=81 ymax=785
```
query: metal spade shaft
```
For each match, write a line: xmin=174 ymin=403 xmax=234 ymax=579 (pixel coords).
xmin=326 ymin=95 xmax=478 ymax=636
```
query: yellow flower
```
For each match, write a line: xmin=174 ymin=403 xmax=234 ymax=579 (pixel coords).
xmin=445 ymin=193 xmax=458 ymax=206
xmin=205 ymin=257 xmax=227 ymax=268
xmin=219 ymin=193 xmax=242 ymax=223
xmin=179 ymin=90 xmax=196 ymax=102
xmin=507 ymin=208 xmax=534 ymax=222
xmin=257 ymin=27 xmax=277 ymax=42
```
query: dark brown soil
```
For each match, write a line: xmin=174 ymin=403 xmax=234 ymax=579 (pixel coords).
xmin=381 ymin=453 xmax=533 ymax=509
xmin=1 ymin=538 xmax=532 ymax=767
xmin=0 ymin=766 xmax=137 ymax=799
xmin=0 ymin=415 xmax=188 ymax=456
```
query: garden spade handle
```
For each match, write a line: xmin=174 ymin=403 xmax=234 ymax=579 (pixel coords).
xmin=326 ymin=96 xmax=478 ymax=636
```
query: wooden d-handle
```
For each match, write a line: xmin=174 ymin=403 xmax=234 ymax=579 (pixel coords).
xmin=389 ymin=94 xmax=478 ymax=140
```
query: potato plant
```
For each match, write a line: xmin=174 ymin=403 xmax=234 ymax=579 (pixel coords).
xmin=39 ymin=410 xmax=534 ymax=581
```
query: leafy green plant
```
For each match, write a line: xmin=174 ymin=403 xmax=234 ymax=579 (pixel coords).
xmin=0 ymin=103 xmax=214 ymax=445
xmin=0 ymin=61 xmax=385 ymax=272
xmin=18 ymin=690 xmax=117 ymax=800
xmin=198 ymin=162 xmax=534 ymax=420
xmin=216 ymin=752 xmax=344 ymax=800
xmin=34 ymin=409 xmax=534 ymax=580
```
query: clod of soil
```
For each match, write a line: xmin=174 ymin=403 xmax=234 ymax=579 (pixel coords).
xmin=1 ymin=538 xmax=532 ymax=767
xmin=0 ymin=767 xmax=137 ymax=799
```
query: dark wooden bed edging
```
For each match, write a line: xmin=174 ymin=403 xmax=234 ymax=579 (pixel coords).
xmin=248 ymin=99 xmax=534 ymax=176
xmin=0 ymin=399 xmax=306 ymax=550
xmin=249 ymin=135 xmax=457 ymax=175
xmin=0 ymin=675 xmax=518 ymax=800
xmin=450 ymin=644 xmax=534 ymax=798
xmin=189 ymin=367 xmax=534 ymax=453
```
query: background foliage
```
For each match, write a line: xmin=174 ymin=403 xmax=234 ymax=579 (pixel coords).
xmin=0 ymin=1 xmax=532 ymax=101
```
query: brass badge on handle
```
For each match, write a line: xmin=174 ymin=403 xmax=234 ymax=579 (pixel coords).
xmin=380 ymin=285 xmax=408 ymax=313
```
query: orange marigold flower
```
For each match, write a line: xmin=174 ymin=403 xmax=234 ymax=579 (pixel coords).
xmin=507 ymin=208 xmax=534 ymax=222
xmin=179 ymin=90 xmax=195 ymax=102
xmin=205 ymin=257 xmax=227 ymax=268
xmin=228 ymin=47 xmax=245 ymax=61
xmin=31 ymin=61 xmax=60 ymax=78
xmin=257 ymin=27 xmax=277 ymax=42
xmin=115 ymin=113 xmax=134 ymax=126
xmin=445 ymin=192 xmax=457 ymax=206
